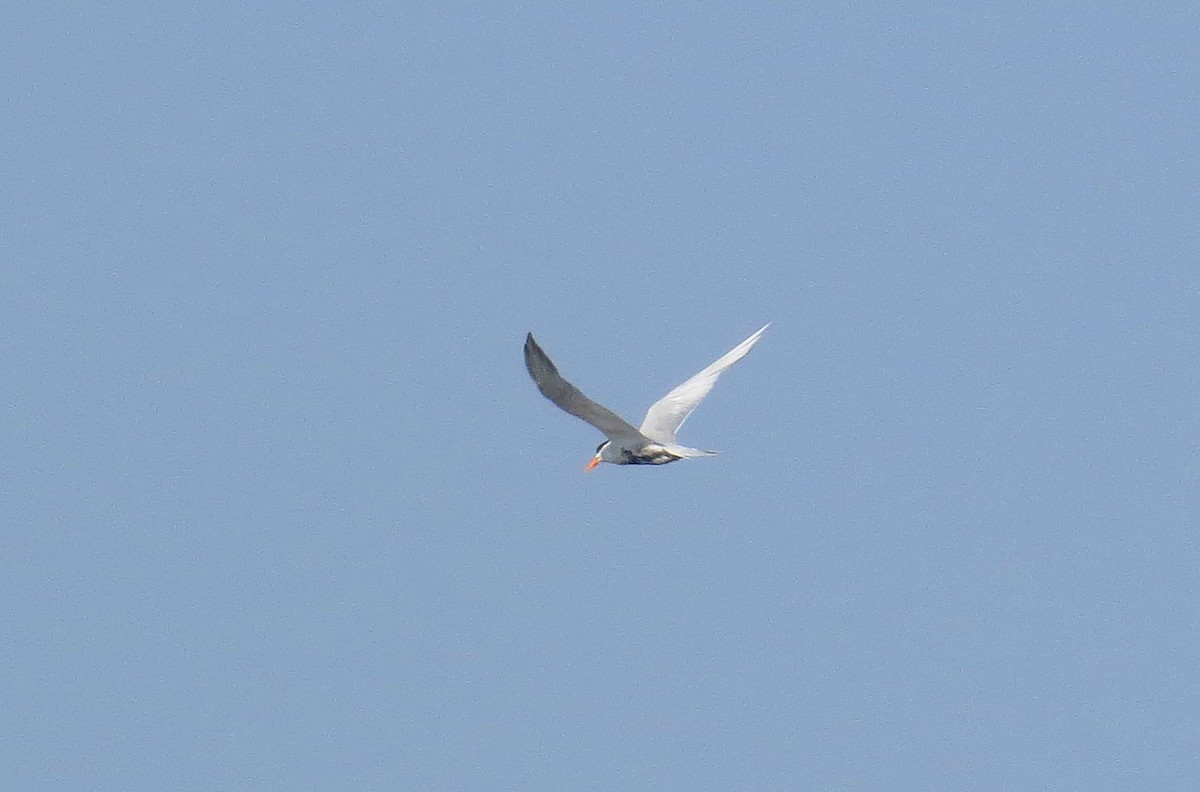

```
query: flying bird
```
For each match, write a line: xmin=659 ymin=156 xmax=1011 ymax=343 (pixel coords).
xmin=523 ymin=324 xmax=769 ymax=469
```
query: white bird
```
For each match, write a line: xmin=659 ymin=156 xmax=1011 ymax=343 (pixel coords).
xmin=523 ymin=324 xmax=769 ymax=469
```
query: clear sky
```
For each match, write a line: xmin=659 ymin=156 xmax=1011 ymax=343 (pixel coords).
xmin=3 ymin=3 xmax=1198 ymax=790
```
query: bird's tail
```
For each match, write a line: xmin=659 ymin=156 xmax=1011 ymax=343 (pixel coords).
xmin=667 ymin=444 xmax=718 ymax=459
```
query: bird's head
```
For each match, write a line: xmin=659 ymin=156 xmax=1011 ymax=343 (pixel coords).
xmin=586 ymin=441 xmax=608 ymax=471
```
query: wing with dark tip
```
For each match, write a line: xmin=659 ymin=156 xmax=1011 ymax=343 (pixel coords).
xmin=523 ymin=333 xmax=644 ymax=441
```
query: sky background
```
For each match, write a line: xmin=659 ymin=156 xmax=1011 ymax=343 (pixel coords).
xmin=3 ymin=2 xmax=1198 ymax=790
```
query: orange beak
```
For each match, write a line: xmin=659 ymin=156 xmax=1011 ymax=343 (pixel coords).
xmin=585 ymin=456 xmax=601 ymax=471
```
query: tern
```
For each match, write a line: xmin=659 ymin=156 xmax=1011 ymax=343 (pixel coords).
xmin=523 ymin=324 xmax=769 ymax=469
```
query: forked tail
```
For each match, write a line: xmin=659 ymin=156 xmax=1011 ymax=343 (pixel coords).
xmin=666 ymin=444 xmax=719 ymax=459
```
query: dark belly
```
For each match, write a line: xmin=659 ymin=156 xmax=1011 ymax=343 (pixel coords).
xmin=620 ymin=448 xmax=682 ymax=465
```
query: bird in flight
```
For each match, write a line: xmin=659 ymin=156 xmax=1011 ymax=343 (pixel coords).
xmin=523 ymin=324 xmax=769 ymax=469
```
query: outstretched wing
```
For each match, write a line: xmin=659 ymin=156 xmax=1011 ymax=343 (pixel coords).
xmin=524 ymin=333 xmax=644 ymax=442
xmin=638 ymin=324 xmax=769 ymax=443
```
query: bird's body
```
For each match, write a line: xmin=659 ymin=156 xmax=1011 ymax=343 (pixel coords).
xmin=604 ymin=442 xmax=683 ymax=466
xmin=523 ymin=324 xmax=768 ymax=469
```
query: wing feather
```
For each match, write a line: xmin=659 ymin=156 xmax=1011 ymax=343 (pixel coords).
xmin=638 ymin=324 xmax=769 ymax=443
xmin=524 ymin=333 xmax=644 ymax=441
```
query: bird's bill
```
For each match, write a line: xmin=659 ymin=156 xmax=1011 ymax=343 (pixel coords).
xmin=585 ymin=456 xmax=601 ymax=471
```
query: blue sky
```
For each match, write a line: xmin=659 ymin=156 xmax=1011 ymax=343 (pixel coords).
xmin=3 ymin=3 xmax=1198 ymax=789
